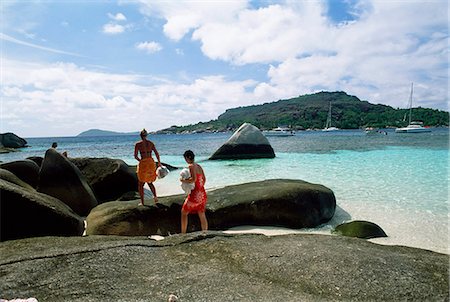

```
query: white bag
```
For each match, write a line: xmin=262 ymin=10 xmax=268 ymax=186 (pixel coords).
xmin=180 ymin=168 xmax=195 ymax=194
xmin=156 ymin=165 xmax=169 ymax=179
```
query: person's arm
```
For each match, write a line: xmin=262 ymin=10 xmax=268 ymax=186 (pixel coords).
xmin=134 ymin=143 xmax=141 ymax=162
xmin=153 ymin=144 xmax=162 ymax=167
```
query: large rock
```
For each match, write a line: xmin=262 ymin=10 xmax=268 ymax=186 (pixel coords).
xmin=37 ymin=148 xmax=97 ymax=216
xmin=0 ymin=234 xmax=448 ymax=301
xmin=86 ymin=179 xmax=336 ymax=236
xmin=334 ymin=220 xmax=388 ymax=239
xmin=0 ymin=132 xmax=27 ymax=148
xmin=0 ymin=168 xmax=34 ymax=190
xmin=70 ymin=157 xmax=138 ymax=203
xmin=27 ymin=156 xmax=44 ymax=167
xmin=0 ymin=180 xmax=84 ymax=241
xmin=0 ymin=159 xmax=40 ymax=188
xmin=209 ymin=123 xmax=275 ymax=160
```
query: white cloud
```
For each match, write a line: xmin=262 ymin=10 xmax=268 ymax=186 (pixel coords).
xmin=102 ymin=23 xmax=126 ymax=34
xmin=1 ymin=59 xmax=257 ymax=136
xmin=136 ymin=41 xmax=162 ymax=54
xmin=108 ymin=12 xmax=127 ymax=21
xmin=135 ymin=0 xmax=248 ymax=41
xmin=133 ymin=1 xmax=448 ymax=111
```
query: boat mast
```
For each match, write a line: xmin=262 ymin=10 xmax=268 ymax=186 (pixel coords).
xmin=326 ymin=102 xmax=332 ymax=128
xmin=408 ymin=83 xmax=413 ymax=125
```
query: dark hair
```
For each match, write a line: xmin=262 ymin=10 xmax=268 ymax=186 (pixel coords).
xmin=183 ymin=150 xmax=195 ymax=161
xmin=51 ymin=142 xmax=58 ymax=148
xmin=140 ymin=128 xmax=148 ymax=139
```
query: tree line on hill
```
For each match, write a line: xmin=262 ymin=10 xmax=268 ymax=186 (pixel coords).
xmin=158 ymin=91 xmax=448 ymax=133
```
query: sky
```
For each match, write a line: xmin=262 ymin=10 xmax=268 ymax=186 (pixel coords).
xmin=1 ymin=0 xmax=448 ymax=137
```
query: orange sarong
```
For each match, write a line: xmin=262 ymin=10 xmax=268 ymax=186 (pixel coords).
xmin=137 ymin=157 xmax=157 ymax=183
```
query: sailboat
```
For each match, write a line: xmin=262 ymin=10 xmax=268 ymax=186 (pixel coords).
xmin=322 ymin=101 xmax=340 ymax=132
xmin=395 ymin=83 xmax=431 ymax=133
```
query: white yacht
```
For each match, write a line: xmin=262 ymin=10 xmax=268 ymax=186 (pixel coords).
xmin=322 ymin=102 xmax=340 ymax=132
xmin=395 ymin=121 xmax=431 ymax=133
xmin=395 ymin=83 xmax=431 ymax=133
xmin=264 ymin=127 xmax=295 ymax=137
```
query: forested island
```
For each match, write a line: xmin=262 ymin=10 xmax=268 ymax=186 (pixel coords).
xmin=157 ymin=91 xmax=448 ymax=134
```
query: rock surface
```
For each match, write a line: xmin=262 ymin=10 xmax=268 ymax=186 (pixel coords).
xmin=37 ymin=149 xmax=97 ymax=216
xmin=27 ymin=156 xmax=44 ymax=167
xmin=70 ymin=157 xmax=138 ymax=203
xmin=209 ymin=123 xmax=275 ymax=160
xmin=0 ymin=132 xmax=27 ymax=148
xmin=0 ymin=168 xmax=34 ymax=190
xmin=334 ymin=220 xmax=388 ymax=239
xmin=0 ymin=180 xmax=85 ymax=241
xmin=0 ymin=233 xmax=448 ymax=301
xmin=0 ymin=159 xmax=40 ymax=188
xmin=86 ymin=179 xmax=336 ymax=236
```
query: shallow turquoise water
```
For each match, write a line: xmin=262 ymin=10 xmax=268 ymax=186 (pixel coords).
xmin=1 ymin=129 xmax=448 ymax=253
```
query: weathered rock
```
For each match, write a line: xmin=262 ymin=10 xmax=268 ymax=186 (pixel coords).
xmin=334 ymin=220 xmax=388 ymax=239
xmin=0 ymin=132 xmax=27 ymax=148
xmin=86 ymin=179 xmax=336 ymax=236
xmin=117 ymin=191 xmax=140 ymax=201
xmin=0 ymin=180 xmax=84 ymax=241
xmin=27 ymin=156 xmax=44 ymax=167
xmin=70 ymin=157 xmax=138 ymax=203
xmin=37 ymin=148 xmax=97 ymax=216
xmin=210 ymin=123 xmax=275 ymax=160
xmin=0 ymin=234 xmax=448 ymax=301
xmin=0 ymin=159 xmax=40 ymax=188
xmin=0 ymin=168 xmax=34 ymax=190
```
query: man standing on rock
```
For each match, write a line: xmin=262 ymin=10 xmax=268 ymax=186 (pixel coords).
xmin=134 ymin=129 xmax=161 ymax=205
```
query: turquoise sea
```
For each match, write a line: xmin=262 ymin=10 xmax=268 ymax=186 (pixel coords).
xmin=1 ymin=129 xmax=448 ymax=254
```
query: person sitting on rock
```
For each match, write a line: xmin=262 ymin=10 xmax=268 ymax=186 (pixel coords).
xmin=51 ymin=142 xmax=68 ymax=157
xmin=180 ymin=150 xmax=208 ymax=233
xmin=134 ymin=129 xmax=161 ymax=205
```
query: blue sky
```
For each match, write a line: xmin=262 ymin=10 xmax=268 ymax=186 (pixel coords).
xmin=1 ymin=0 xmax=448 ymax=137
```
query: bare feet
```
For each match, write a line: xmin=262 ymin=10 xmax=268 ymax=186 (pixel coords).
xmin=154 ymin=197 xmax=158 ymax=204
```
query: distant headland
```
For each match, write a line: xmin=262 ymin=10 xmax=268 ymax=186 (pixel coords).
xmin=77 ymin=129 xmax=139 ymax=137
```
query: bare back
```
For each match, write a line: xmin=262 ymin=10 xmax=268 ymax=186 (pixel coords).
xmin=135 ymin=140 xmax=155 ymax=160
xmin=189 ymin=162 xmax=206 ymax=184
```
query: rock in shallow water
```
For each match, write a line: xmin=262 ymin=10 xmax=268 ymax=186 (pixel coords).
xmin=334 ymin=220 xmax=388 ymax=239
xmin=0 ymin=132 xmax=27 ymax=148
xmin=209 ymin=123 xmax=275 ymax=160
xmin=86 ymin=179 xmax=336 ymax=236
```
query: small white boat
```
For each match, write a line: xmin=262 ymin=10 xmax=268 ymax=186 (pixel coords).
xmin=364 ymin=127 xmax=378 ymax=134
xmin=264 ymin=127 xmax=295 ymax=137
xmin=322 ymin=126 xmax=340 ymax=132
xmin=322 ymin=102 xmax=340 ymax=132
xmin=395 ymin=83 xmax=431 ymax=134
xmin=395 ymin=121 xmax=431 ymax=133
xmin=365 ymin=127 xmax=388 ymax=135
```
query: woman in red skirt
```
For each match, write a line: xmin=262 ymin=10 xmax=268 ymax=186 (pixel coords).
xmin=180 ymin=150 xmax=208 ymax=233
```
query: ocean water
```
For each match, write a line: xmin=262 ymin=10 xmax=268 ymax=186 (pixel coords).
xmin=1 ymin=129 xmax=448 ymax=254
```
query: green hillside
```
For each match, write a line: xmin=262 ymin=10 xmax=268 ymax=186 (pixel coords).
xmin=159 ymin=91 xmax=448 ymax=133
